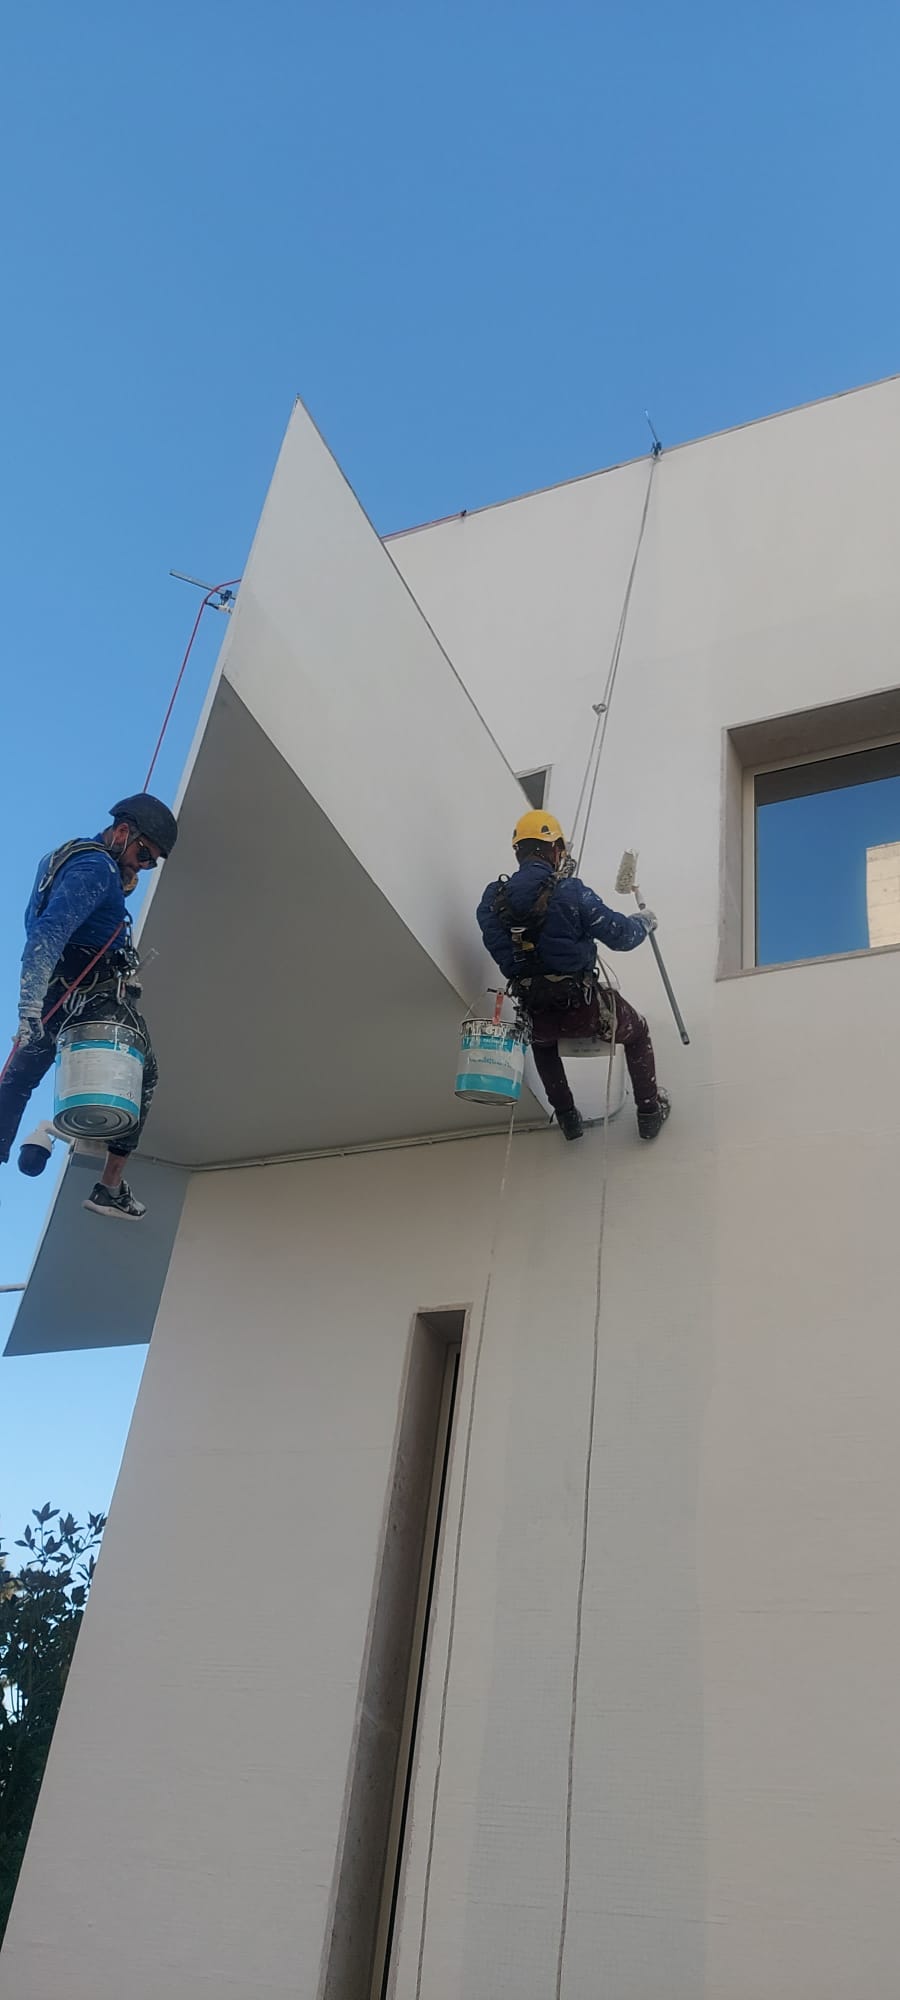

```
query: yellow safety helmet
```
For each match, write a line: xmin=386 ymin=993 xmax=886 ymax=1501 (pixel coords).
xmin=512 ymin=808 xmax=566 ymax=851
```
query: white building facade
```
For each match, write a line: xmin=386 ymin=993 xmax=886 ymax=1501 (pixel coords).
xmin=4 ymin=377 xmax=900 ymax=1998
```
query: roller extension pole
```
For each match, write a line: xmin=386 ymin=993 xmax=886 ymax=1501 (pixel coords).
xmin=615 ymin=850 xmax=690 ymax=1046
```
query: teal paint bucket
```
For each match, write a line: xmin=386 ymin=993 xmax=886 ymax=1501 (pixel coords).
xmin=454 ymin=1016 xmax=526 ymax=1107
xmin=53 ymin=1020 xmax=146 ymax=1140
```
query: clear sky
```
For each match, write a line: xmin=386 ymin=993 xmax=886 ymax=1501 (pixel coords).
xmin=2 ymin=0 xmax=900 ymax=1542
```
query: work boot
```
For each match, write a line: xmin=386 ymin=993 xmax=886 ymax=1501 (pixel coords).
xmin=637 ymin=1089 xmax=671 ymax=1142
xmin=18 ymin=1121 xmax=56 ymax=1178
xmin=83 ymin=1179 xmax=146 ymax=1222
xmin=558 ymin=1107 xmax=584 ymax=1141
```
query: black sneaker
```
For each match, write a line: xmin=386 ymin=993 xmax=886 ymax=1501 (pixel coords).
xmin=637 ymin=1089 xmax=671 ymax=1142
xmin=83 ymin=1179 xmax=146 ymax=1222
xmin=558 ymin=1108 xmax=584 ymax=1141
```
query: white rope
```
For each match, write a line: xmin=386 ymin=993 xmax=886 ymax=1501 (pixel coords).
xmin=414 ymin=1104 xmax=517 ymax=2000
xmin=416 ymin=449 xmax=657 ymax=1998
xmin=554 ymin=1000 xmax=616 ymax=2000
xmin=555 ymin=449 xmax=658 ymax=1996
xmin=569 ymin=450 xmax=659 ymax=870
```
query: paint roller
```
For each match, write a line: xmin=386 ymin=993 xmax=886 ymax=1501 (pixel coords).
xmin=615 ymin=850 xmax=690 ymax=1046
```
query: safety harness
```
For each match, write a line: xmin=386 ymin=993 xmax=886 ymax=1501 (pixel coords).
xmin=34 ymin=841 xmax=138 ymax=1006
xmin=34 ymin=840 xmax=112 ymax=918
xmin=492 ymin=871 xmax=558 ymax=967
xmin=491 ymin=872 xmax=593 ymax=1012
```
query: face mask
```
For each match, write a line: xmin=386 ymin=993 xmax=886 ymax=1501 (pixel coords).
xmin=109 ymin=828 xmax=137 ymax=894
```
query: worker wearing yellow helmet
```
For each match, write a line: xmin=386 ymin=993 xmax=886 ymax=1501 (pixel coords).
xmin=476 ymin=808 xmax=669 ymax=1141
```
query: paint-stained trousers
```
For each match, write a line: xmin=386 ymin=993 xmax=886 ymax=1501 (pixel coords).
xmin=0 ymin=945 xmax=157 ymax=1164
xmin=528 ymin=983 xmax=659 ymax=1118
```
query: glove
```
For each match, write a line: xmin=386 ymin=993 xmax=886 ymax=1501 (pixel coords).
xmin=634 ymin=909 xmax=658 ymax=935
xmin=16 ymin=1012 xmax=45 ymax=1049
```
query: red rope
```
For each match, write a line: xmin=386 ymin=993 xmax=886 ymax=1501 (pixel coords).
xmin=41 ymin=925 xmax=125 ymax=1029
xmin=143 ymin=577 xmax=241 ymax=788
xmin=0 ymin=922 xmax=125 ymax=1090
xmin=1 ymin=576 xmax=240 ymax=1101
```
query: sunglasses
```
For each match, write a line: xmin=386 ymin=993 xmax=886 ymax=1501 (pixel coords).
xmin=132 ymin=839 xmax=158 ymax=869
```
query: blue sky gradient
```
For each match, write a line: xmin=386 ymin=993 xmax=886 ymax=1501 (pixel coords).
xmin=3 ymin=0 xmax=900 ymax=1539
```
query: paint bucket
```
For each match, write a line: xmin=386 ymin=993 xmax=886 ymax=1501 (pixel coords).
xmin=53 ymin=1020 xmax=146 ymax=1140
xmin=454 ymin=1007 xmax=527 ymax=1107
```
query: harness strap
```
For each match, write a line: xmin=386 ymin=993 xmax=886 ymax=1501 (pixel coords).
xmin=35 ymin=840 xmax=112 ymax=919
xmin=492 ymin=871 xmax=559 ymax=974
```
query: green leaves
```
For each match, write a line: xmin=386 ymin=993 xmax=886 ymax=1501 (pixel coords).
xmin=0 ymin=1504 xmax=105 ymax=1943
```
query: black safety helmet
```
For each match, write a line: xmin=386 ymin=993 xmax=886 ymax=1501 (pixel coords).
xmin=109 ymin=793 xmax=179 ymax=858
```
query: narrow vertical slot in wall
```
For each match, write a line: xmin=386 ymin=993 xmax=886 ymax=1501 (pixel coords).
xmin=517 ymin=765 xmax=550 ymax=809
xmin=321 ymin=1308 xmax=465 ymax=2000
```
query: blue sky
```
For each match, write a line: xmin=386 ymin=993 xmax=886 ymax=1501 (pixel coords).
xmin=3 ymin=0 xmax=900 ymax=1542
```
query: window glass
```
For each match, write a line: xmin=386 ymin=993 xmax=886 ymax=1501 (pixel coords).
xmin=755 ymin=744 xmax=900 ymax=965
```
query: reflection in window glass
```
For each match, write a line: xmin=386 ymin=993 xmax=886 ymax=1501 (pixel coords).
xmin=755 ymin=749 xmax=900 ymax=967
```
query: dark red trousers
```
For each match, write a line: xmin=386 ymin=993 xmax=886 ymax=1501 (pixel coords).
xmin=529 ymin=985 xmax=659 ymax=1117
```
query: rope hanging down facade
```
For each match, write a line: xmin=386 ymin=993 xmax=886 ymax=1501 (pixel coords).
xmin=1 ymin=577 xmax=241 ymax=1088
xmin=568 ymin=450 xmax=659 ymax=869
xmin=143 ymin=577 xmax=241 ymax=789
xmin=413 ymin=1104 xmax=518 ymax=2000
xmin=554 ymin=989 xmax=617 ymax=2000
xmin=413 ymin=447 xmax=660 ymax=1998
xmin=552 ymin=446 xmax=656 ymax=1992
xmin=555 ymin=446 xmax=659 ymax=2000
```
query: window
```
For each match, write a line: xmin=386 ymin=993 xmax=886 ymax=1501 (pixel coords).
xmin=754 ymin=744 xmax=900 ymax=966
xmin=722 ymin=689 xmax=900 ymax=974
xmin=517 ymin=766 xmax=550 ymax=810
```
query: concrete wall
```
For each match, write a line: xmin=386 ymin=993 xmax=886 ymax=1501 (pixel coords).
xmin=0 ymin=1131 xmax=713 ymax=1999
xmin=219 ymin=398 xmax=528 ymax=1004
xmin=390 ymin=379 xmax=900 ymax=903
xmin=5 ymin=379 xmax=900 ymax=1997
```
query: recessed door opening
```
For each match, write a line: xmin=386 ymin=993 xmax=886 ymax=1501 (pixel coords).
xmin=321 ymin=1308 xmax=466 ymax=2000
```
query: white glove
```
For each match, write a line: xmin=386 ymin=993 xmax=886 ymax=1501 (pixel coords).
xmin=16 ymin=1013 xmax=44 ymax=1049
xmin=634 ymin=908 xmax=658 ymax=935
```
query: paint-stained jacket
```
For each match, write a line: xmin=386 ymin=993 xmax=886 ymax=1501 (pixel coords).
xmin=19 ymin=842 xmax=128 ymax=1020
xmin=476 ymin=856 xmax=646 ymax=982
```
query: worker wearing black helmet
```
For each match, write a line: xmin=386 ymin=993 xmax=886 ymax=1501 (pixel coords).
xmin=0 ymin=792 xmax=177 ymax=1221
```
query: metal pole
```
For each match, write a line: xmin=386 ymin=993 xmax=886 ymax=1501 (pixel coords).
xmin=645 ymin=929 xmax=691 ymax=1045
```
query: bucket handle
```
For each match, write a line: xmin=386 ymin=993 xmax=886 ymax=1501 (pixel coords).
xmin=459 ymin=991 xmax=530 ymax=1047
xmin=461 ymin=987 xmax=507 ymax=1030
